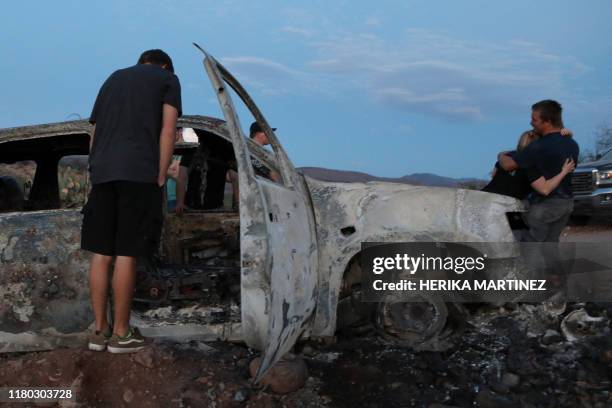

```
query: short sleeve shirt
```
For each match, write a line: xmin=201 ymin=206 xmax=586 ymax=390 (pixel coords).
xmin=88 ymin=64 xmax=182 ymax=184
xmin=513 ymin=132 xmax=580 ymax=199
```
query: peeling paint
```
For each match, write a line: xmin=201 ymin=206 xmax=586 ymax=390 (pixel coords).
xmin=0 ymin=283 xmax=35 ymax=322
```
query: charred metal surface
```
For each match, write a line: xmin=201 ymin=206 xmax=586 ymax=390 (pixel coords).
xmin=0 ymin=116 xmax=227 ymax=146
xmin=161 ymin=211 xmax=240 ymax=265
xmin=0 ymin=115 xmax=254 ymax=353
xmin=254 ymin=179 xmax=318 ymax=381
xmin=303 ymin=177 xmax=524 ymax=337
xmin=203 ymin=56 xmax=272 ymax=358
xmin=0 ymin=210 xmax=91 ymax=351
xmin=203 ymin=55 xmax=318 ymax=383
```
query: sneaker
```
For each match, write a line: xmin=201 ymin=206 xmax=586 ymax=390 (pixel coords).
xmin=107 ymin=327 xmax=149 ymax=354
xmin=88 ymin=326 xmax=112 ymax=351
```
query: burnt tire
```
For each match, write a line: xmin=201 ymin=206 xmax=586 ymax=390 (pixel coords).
xmin=374 ymin=293 xmax=450 ymax=350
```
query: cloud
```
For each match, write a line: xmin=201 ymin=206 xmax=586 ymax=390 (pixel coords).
xmin=214 ymin=27 xmax=589 ymax=122
xmin=280 ymin=26 xmax=313 ymax=37
xmin=304 ymin=29 xmax=588 ymax=121
xmin=219 ymin=56 xmax=314 ymax=96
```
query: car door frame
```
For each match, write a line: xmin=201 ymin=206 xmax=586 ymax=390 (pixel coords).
xmin=201 ymin=51 xmax=318 ymax=381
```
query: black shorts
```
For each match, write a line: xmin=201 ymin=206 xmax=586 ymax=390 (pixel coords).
xmin=81 ymin=181 xmax=163 ymax=257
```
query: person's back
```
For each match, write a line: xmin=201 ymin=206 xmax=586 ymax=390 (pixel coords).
xmin=508 ymin=99 xmax=579 ymax=242
xmin=82 ymin=49 xmax=181 ymax=354
xmin=525 ymin=133 xmax=579 ymax=201
xmin=89 ymin=63 xmax=182 ymax=184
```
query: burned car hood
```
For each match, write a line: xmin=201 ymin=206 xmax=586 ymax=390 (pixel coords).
xmin=303 ymin=176 xmax=524 ymax=246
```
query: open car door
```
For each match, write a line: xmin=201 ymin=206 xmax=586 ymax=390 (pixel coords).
xmin=197 ymin=45 xmax=318 ymax=382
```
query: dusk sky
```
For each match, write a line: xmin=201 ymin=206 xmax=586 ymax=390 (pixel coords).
xmin=1 ymin=1 xmax=611 ymax=179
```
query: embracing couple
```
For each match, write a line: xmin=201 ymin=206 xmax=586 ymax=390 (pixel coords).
xmin=483 ymin=99 xmax=580 ymax=242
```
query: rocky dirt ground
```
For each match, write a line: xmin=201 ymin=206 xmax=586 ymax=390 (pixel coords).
xmin=1 ymin=301 xmax=611 ymax=408
xmin=1 ymin=223 xmax=611 ymax=408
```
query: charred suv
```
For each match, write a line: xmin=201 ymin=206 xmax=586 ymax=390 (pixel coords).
xmin=571 ymin=148 xmax=612 ymax=217
xmin=0 ymin=50 xmax=524 ymax=379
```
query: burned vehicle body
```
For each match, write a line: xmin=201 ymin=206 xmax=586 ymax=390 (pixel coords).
xmin=0 ymin=52 xmax=524 ymax=378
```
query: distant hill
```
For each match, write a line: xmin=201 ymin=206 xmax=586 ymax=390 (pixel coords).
xmin=298 ymin=167 xmax=486 ymax=189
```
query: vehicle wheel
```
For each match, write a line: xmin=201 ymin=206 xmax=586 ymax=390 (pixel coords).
xmin=374 ymin=293 xmax=450 ymax=351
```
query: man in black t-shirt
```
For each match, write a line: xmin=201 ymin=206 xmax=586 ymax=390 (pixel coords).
xmin=498 ymin=100 xmax=579 ymax=242
xmin=82 ymin=49 xmax=182 ymax=353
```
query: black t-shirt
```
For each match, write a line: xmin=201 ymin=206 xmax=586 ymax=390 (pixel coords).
xmin=88 ymin=64 xmax=182 ymax=184
xmin=513 ymin=132 xmax=579 ymax=199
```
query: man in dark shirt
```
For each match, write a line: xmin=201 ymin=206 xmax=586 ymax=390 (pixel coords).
xmin=498 ymin=100 xmax=579 ymax=242
xmin=248 ymin=121 xmax=280 ymax=182
xmin=226 ymin=121 xmax=281 ymax=208
xmin=82 ymin=49 xmax=181 ymax=353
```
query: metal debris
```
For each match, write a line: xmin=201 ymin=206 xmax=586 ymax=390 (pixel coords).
xmin=560 ymin=308 xmax=609 ymax=342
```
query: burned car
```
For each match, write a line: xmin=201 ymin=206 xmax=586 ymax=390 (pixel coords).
xmin=0 ymin=51 xmax=525 ymax=380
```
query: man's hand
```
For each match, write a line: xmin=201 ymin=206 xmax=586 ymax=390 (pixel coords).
xmin=167 ymin=159 xmax=180 ymax=180
xmin=174 ymin=202 xmax=186 ymax=215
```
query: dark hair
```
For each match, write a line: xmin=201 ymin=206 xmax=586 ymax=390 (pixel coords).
xmin=532 ymin=99 xmax=563 ymax=127
xmin=137 ymin=49 xmax=174 ymax=73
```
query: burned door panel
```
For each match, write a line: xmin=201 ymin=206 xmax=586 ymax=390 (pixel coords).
xmin=200 ymin=52 xmax=318 ymax=381
xmin=254 ymin=179 xmax=318 ymax=377
xmin=202 ymin=54 xmax=272 ymax=352
xmin=0 ymin=210 xmax=92 ymax=352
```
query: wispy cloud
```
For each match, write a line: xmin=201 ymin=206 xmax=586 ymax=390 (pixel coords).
xmin=217 ymin=25 xmax=588 ymax=122
xmin=280 ymin=26 xmax=313 ymax=37
xmin=219 ymin=56 xmax=315 ymax=96
xmin=303 ymin=29 xmax=588 ymax=121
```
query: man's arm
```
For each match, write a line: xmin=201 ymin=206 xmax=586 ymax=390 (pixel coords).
xmin=497 ymin=151 xmax=518 ymax=172
xmin=158 ymin=103 xmax=179 ymax=187
xmin=530 ymin=158 xmax=575 ymax=196
xmin=175 ymin=165 xmax=188 ymax=214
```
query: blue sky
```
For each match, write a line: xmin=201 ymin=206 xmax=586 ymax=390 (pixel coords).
xmin=1 ymin=1 xmax=611 ymax=178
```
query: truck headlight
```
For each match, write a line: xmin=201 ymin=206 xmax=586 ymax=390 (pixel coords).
xmin=597 ymin=170 xmax=612 ymax=185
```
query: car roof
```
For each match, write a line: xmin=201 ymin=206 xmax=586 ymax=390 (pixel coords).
xmin=0 ymin=115 xmax=230 ymax=145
